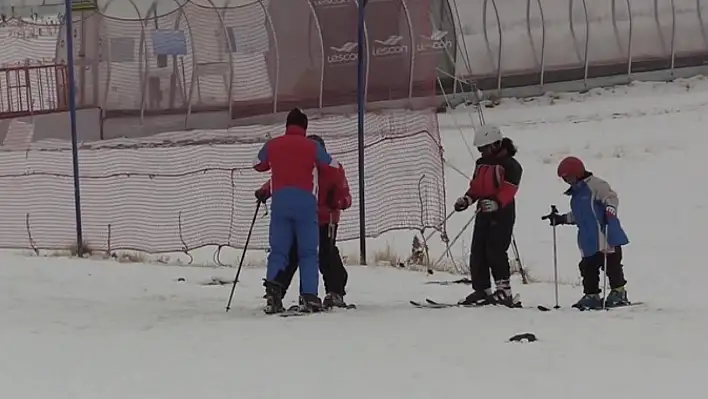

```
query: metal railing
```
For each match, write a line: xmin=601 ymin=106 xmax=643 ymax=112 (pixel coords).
xmin=0 ymin=63 xmax=67 ymax=117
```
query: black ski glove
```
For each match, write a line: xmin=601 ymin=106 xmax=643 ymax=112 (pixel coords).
xmin=454 ymin=196 xmax=473 ymax=212
xmin=255 ymin=188 xmax=270 ymax=203
xmin=543 ymin=213 xmax=568 ymax=226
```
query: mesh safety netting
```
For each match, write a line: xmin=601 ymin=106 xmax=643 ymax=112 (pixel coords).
xmin=0 ymin=109 xmax=445 ymax=253
xmin=0 ymin=0 xmax=450 ymax=255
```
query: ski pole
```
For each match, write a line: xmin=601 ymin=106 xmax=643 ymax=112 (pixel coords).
xmin=541 ymin=205 xmax=560 ymax=309
xmin=226 ymin=200 xmax=262 ymax=312
xmin=601 ymin=222 xmax=609 ymax=310
xmin=551 ymin=211 xmax=559 ymax=309
xmin=423 ymin=209 xmax=456 ymax=243
xmin=406 ymin=209 xmax=457 ymax=269
xmin=431 ymin=209 xmax=478 ymax=270
xmin=510 ymin=234 xmax=528 ymax=284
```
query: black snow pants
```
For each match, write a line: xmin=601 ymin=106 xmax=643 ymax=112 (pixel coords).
xmin=579 ymin=246 xmax=627 ymax=295
xmin=274 ymin=224 xmax=348 ymax=297
xmin=469 ymin=203 xmax=516 ymax=292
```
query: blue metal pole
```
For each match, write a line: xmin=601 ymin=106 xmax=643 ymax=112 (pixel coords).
xmin=356 ymin=0 xmax=367 ymax=265
xmin=64 ymin=0 xmax=85 ymax=255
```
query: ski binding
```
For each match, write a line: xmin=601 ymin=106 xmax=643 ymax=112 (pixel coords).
xmin=278 ymin=303 xmax=357 ymax=317
xmin=574 ymin=301 xmax=644 ymax=312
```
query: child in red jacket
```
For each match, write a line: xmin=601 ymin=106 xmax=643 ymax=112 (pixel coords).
xmin=453 ymin=124 xmax=523 ymax=308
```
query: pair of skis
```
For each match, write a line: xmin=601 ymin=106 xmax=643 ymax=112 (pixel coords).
xmin=538 ymin=301 xmax=645 ymax=312
xmin=412 ymin=298 xmax=644 ymax=311
xmin=410 ymin=297 xmax=522 ymax=309
xmin=272 ymin=298 xmax=644 ymax=315
xmin=410 ymin=299 xmax=476 ymax=309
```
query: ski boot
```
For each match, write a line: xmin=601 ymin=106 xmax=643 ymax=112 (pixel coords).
xmin=263 ymin=281 xmax=285 ymax=314
xmin=572 ymin=293 xmax=603 ymax=310
xmin=299 ymin=294 xmax=324 ymax=313
xmin=489 ymin=288 xmax=522 ymax=308
xmin=458 ymin=289 xmax=491 ymax=306
xmin=604 ymin=286 xmax=630 ymax=308
xmin=323 ymin=292 xmax=347 ymax=309
xmin=488 ymin=280 xmax=522 ymax=308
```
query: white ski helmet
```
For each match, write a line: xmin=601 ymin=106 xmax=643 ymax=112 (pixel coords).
xmin=473 ymin=124 xmax=503 ymax=147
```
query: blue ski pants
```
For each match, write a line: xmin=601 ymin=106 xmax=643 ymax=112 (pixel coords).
xmin=265 ymin=188 xmax=320 ymax=295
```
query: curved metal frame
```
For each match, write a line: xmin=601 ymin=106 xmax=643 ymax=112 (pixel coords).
xmin=392 ymin=0 xmax=417 ymax=101
xmin=653 ymin=0 xmax=668 ymax=55
xmin=355 ymin=0 xmax=371 ymax=104
xmin=100 ymin=0 xmax=144 ymax=121
xmin=568 ymin=0 xmax=582 ymax=62
xmin=525 ymin=0 xmax=546 ymax=87
xmin=138 ymin=1 xmax=159 ymax=123
xmin=626 ymin=0 xmax=634 ymax=77
xmin=448 ymin=0 xmax=473 ymax=87
xmin=611 ymin=0 xmax=624 ymax=55
xmin=445 ymin=0 xmax=469 ymax=96
xmin=568 ymin=0 xmax=590 ymax=85
xmin=482 ymin=0 xmax=503 ymax=93
xmin=174 ymin=3 xmax=198 ymax=127
xmin=255 ymin=0 xmax=280 ymax=114
xmin=209 ymin=0 xmax=234 ymax=121
xmin=305 ymin=0 xmax=326 ymax=109
xmin=580 ymin=0 xmax=589 ymax=84
xmin=610 ymin=0 xmax=634 ymax=78
xmin=398 ymin=0 xmax=415 ymax=101
xmin=435 ymin=2 xmax=464 ymax=94
xmin=526 ymin=0 xmax=539 ymax=67
xmin=669 ymin=0 xmax=677 ymax=73
xmin=652 ymin=0 xmax=677 ymax=73
xmin=699 ymin=0 xmax=708 ymax=49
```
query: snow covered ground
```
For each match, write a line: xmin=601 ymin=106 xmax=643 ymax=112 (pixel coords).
xmin=3 ymin=76 xmax=708 ymax=398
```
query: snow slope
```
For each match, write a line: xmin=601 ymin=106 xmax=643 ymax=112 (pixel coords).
xmin=3 ymin=76 xmax=708 ymax=398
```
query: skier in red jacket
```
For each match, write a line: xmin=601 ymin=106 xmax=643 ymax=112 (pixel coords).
xmin=453 ymin=124 xmax=523 ymax=308
xmin=256 ymin=135 xmax=352 ymax=309
xmin=253 ymin=109 xmax=340 ymax=314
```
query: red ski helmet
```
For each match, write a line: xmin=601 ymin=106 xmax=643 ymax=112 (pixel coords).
xmin=557 ymin=156 xmax=585 ymax=180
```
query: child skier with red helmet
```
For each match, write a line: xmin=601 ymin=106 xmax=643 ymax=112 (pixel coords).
xmin=544 ymin=156 xmax=631 ymax=310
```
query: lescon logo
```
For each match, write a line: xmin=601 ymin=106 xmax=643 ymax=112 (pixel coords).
xmin=328 ymin=42 xmax=358 ymax=64
xmin=312 ymin=0 xmax=349 ymax=6
xmin=417 ymin=30 xmax=454 ymax=52
xmin=372 ymin=35 xmax=408 ymax=57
